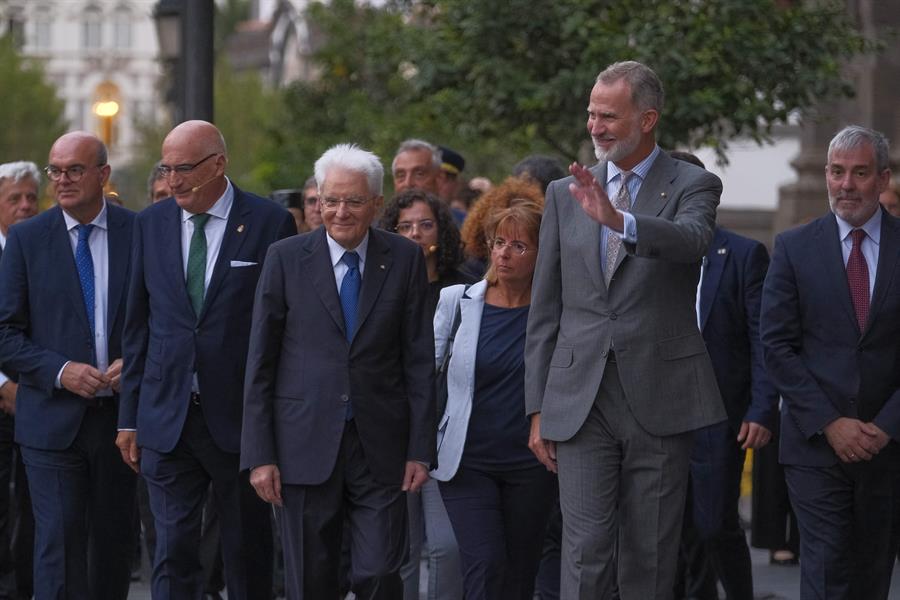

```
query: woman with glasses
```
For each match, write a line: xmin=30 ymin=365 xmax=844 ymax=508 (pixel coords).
xmin=380 ymin=189 xmax=474 ymax=314
xmin=460 ymin=177 xmax=546 ymax=278
xmin=432 ymin=196 xmax=555 ymax=600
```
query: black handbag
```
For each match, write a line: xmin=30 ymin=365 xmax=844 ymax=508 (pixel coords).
xmin=435 ymin=286 xmax=468 ymax=420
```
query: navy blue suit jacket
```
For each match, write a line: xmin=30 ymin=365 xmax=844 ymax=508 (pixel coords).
xmin=0 ymin=204 xmax=134 ymax=450
xmin=240 ymin=226 xmax=436 ymax=486
xmin=119 ymin=186 xmax=295 ymax=454
xmin=761 ymin=210 xmax=900 ymax=466
xmin=699 ymin=227 xmax=778 ymax=433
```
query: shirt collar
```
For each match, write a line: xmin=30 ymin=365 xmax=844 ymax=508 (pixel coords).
xmin=835 ymin=206 xmax=882 ymax=246
xmin=62 ymin=199 xmax=109 ymax=232
xmin=180 ymin=177 xmax=234 ymax=223
xmin=326 ymin=230 xmax=369 ymax=268
xmin=606 ymin=144 xmax=661 ymax=185
xmin=0 ymin=229 xmax=6 ymax=250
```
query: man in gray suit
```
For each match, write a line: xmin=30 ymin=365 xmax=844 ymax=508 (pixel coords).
xmin=525 ymin=61 xmax=725 ymax=599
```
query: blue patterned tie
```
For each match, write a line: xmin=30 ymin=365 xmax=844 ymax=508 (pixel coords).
xmin=75 ymin=224 xmax=95 ymax=336
xmin=340 ymin=251 xmax=361 ymax=341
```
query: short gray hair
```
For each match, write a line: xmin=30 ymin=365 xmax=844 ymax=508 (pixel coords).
xmin=314 ymin=143 xmax=384 ymax=196
xmin=391 ymin=138 xmax=441 ymax=172
xmin=828 ymin=125 xmax=890 ymax=172
xmin=596 ymin=61 xmax=665 ymax=113
xmin=0 ymin=161 xmax=41 ymax=187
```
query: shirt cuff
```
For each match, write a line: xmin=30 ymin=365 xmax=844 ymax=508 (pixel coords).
xmin=56 ymin=361 xmax=70 ymax=388
xmin=0 ymin=371 xmax=9 ymax=388
xmin=117 ymin=428 xmax=137 ymax=432
xmin=621 ymin=211 xmax=637 ymax=243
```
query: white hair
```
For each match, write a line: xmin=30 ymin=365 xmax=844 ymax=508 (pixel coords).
xmin=314 ymin=143 xmax=384 ymax=196
xmin=0 ymin=161 xmax=41 ymax=187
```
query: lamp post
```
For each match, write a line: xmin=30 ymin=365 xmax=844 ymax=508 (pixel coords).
xmin=93 ymin=81 xmax=120 ymax=196
xmin=153 ymin=0 xmax=214 ymax=125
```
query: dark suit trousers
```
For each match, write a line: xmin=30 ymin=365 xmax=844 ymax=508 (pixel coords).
xmin=21 ymin=402 xmax=136 ymax=600
xmin=678 ymin=421 xmax=753 ymax=600
xmin=279 ymin=420 xmax=407 ymax=600
xmin=439 ymin=463 xmax=556 ymax=600
xmin=0 ymin=413 xmax=33 ymax=600
xmin=556 ymin=360 xmax=693 ymax=600
xmin=785 ymin=445 xmax=900 ymax=600
xmin=141 ymin=401 xmax=272 ymax=600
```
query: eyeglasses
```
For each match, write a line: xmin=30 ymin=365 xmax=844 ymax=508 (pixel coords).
xmin=44 ymin=164 xmax=104 ymax=183
xmin=157 ymin=153 xmax=218 ymax=179
xmin=304 ymin=195 xmax=319 ymax=206
xmin=395 ymin=219 xmax=436 ymax=235
xmin=489 ymin=238 xmax=534 ymax=256
xmin=320 ymin=196 xmax=371 ymax=211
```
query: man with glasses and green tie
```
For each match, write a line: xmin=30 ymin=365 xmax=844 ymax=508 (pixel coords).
xmin=0 ymin=132 xmax=137 ymax=599
xmin=241 ymin=143 xmax=435 ymax=599
xmin=116 ymin=120 xmax=295 ymax=600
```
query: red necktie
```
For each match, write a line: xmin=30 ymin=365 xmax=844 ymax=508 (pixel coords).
xmin=846 ymin=228 xmax=869 ymax=331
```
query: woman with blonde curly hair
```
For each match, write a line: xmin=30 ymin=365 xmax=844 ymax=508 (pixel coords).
xmin=460 ymin=177 xmax=544 ymax=278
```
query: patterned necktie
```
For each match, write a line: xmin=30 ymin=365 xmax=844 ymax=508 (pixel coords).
xmin=187 ymin=213 xmax=211 ymax=317
xmin=340 ymin=251 xmax=361 ymax=341
xmin=75 ymin=224 xmax=95 ymax=336
xmin=605 ymin=171 xmax=632 ymax=283
xmin=846 ymin=228 xmax=869 ymax=331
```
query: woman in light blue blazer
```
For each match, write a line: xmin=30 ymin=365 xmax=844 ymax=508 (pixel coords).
xmin=431 ymin=198 xmax=556 ymax=600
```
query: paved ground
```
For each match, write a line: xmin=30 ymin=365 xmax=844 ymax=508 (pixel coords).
xmin=126 ymin=543 xmax=900 ymax=599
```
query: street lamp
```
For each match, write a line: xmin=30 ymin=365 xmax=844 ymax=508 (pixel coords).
xmin=152 ymin=0 xmax=214 ymax=125
xmin=93 ymin=80 xmax=121 ymax=197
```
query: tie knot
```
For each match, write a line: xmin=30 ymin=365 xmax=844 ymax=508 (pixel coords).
xmin=851 ymin=228 xmax=866 ymax=247
xmin=76 ymin=224 xmax=94 ymax=241
xmin=342 ymin=251 xmax=360 ymax=269
xmin=191 ymin=213 xmax=211 ymax=229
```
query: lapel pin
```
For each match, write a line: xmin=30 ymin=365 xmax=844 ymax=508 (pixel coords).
xmin=237 ymin=224 xmax=245 ymax=233
xmin=660 ymin=192 xmax=667 ymax=198
xmin=379 ymin=264 xmax=385 ymax=270
xmin=718 ymin=248 xmax=727 ymax=254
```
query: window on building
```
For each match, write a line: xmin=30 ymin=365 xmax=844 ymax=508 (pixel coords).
xmin=34 ymin=9 xmax=52 ymax=49
xmin=82 ymin=5 xmax=102 ymax=49
xmin=113 ymin=6 xmax=131 ymax=49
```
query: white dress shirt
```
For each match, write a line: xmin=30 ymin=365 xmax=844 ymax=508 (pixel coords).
xmin=0 ymin=231 xmax=8 ymax=389
xmin=57 ymin=202 xmax=112 ymax=395
xmin=326 ymin=231 xmax=369 ymax=292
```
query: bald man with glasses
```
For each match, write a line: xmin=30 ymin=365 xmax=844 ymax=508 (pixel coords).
xmin=117 ymin=120 xmax=296 ymax=600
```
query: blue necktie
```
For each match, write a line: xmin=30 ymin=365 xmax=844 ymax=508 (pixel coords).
xmin=75 ymin=224 xmax=95 ymax=336
xmin=340 ymin=251 xmax=361 ymax=341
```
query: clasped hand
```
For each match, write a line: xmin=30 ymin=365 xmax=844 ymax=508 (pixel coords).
xmin=60 ymin=358 xmax=123 ymax=398
xmin=824 ymin=417 xmax=890 ymax=463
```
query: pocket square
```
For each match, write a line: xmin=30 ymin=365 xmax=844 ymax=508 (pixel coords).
xmin=230 ymin=260 xmax=257 ymax=267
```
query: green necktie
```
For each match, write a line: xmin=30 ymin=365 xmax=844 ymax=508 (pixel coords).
xmin=187 ymin=213 xmax=211 ymax=316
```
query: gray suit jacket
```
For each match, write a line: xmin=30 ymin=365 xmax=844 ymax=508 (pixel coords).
xmin=525 ymin=150 xmax=726 ymax=441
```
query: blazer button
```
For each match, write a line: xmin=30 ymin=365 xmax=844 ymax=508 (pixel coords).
xmin=609 ymin=312 xmax=618 ymax=320
xmin=340 ymin=394 xmax=349 ymax=402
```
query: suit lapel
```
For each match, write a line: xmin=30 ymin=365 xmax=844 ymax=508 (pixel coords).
xmin=105 ymin=205 xmax=128 ymax=330
xmin=580 ymin=163 xmax=607 ymax=292
xmin=610 ymin=151 xmax=675 ymax=277
xmin=48 ymin=207 xmax=92 ymax=336
xmin=163 ymin=201 xmax=195 ymax=315
xmin=864 ymin=210 xmax=900 ymax=338
xmin=306 ymin=229 xmax=347 ymax=338
xmin=818 ymin=215 xmax=860 ymax=332
xmin=699 ymin=228 xmax=727 ymax=331
xmin=355 ymin=228 xmax=391 ymax=342
xmin=200 ymin=189 xmax=251 ymax=321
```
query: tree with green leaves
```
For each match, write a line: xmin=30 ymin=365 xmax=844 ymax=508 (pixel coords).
xmin=0 ymin=35 xmax=67 ymax=167
xmin=410 ymin=0 xmax=876 ymax=163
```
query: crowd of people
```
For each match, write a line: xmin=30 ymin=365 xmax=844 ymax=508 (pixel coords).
xmin=0 ymin=58 xmax=899 ymax=600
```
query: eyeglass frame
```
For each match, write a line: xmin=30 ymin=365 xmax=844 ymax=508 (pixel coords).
xmin=488 ymin=237 xmax=535 ymax=256
xmin=156 ymin=153 xmax=219 ymax=179
xmin=43 ymin=163 xmax=106 ymax=183
xmin=319 ymin=196 xmax=373 ymax=211
xmin=395 ymin=219 xmax=436 ymax=235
